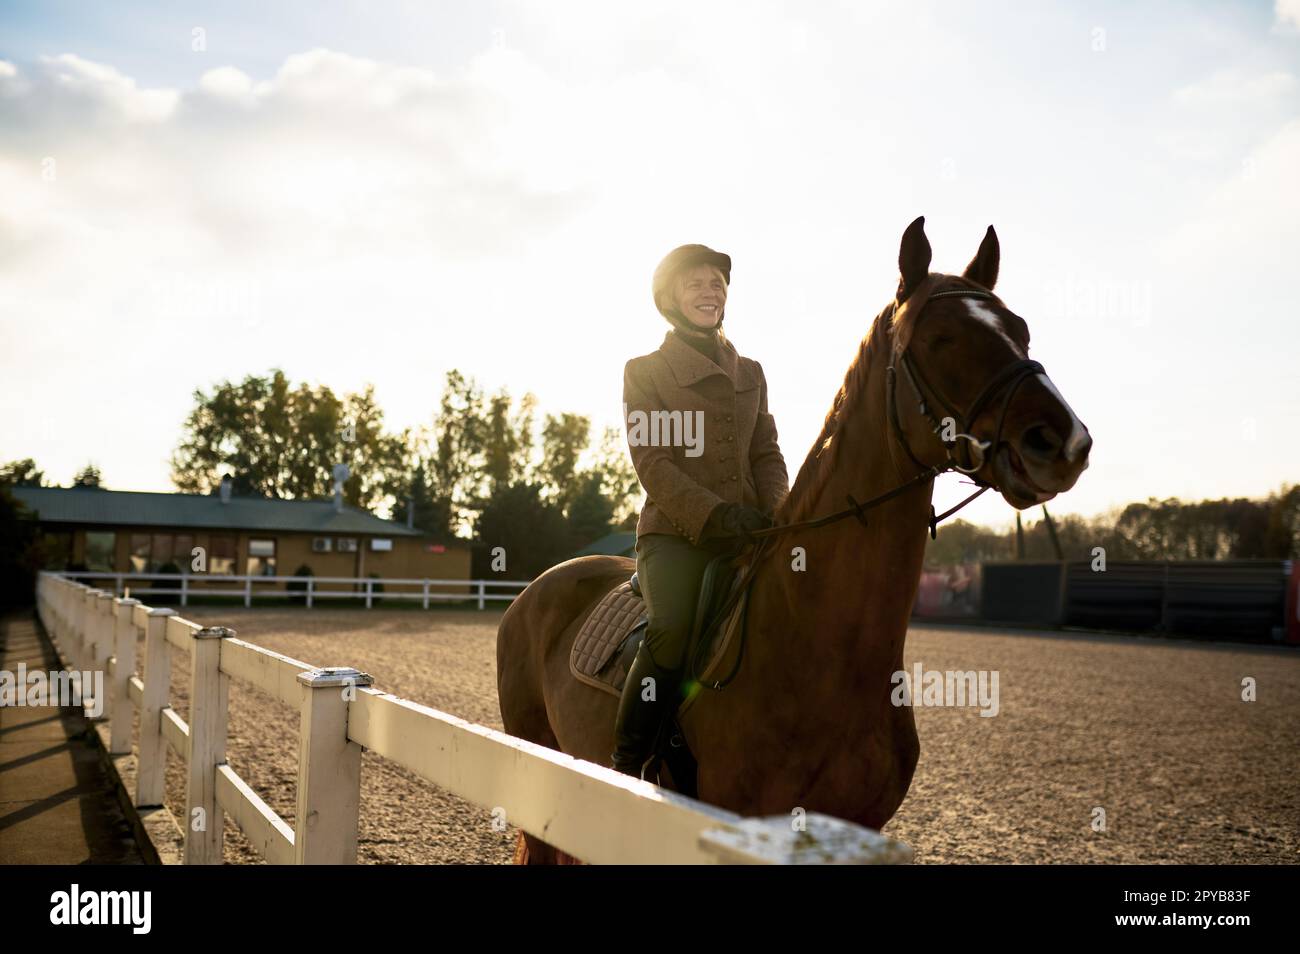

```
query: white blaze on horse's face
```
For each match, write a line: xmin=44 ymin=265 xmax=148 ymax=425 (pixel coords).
xmin=964 ymin=297 xmax=1089 ymax=467
xmin=964 ymin=299 xmax=1025 ymax=358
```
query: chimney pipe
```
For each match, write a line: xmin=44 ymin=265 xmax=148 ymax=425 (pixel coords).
xmin=331 ymin=463 xmax=350 ymax=513
xmin=406 ymin=498 xmax=414 ymax=529
xmin=219 ymin=475 xmax=232 ymax=504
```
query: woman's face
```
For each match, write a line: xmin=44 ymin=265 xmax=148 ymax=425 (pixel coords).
xmin=674 ymin=264 xmax=727 ymax=329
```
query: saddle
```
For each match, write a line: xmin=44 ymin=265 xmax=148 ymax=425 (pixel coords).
xmin=569 ymin=551 xmax=753 ymax=796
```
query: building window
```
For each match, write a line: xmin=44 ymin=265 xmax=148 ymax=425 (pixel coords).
xmin=312 ymin=537 xmax=333 ymax=553
xmin=130 ymin=533 xmax=201 ymax=573
xmin=210 ymin=535 xmax=236 ymax=575
xmin=370 ymin=538 xmax=393 ymax=552
xmin=151 ymin=533 xmax=176 ymax=571
xmin=84 ymin=532 xmax=116 ymax=572
xmin=247 ymin=539 xmax=277 ymax=577
xmin=130 ymin=534 xmax=150 ymax=573
xmin=337 ymin=538 xmax=358 ymax=552
xmin=40 ymin=532 xmax=74 ymax=570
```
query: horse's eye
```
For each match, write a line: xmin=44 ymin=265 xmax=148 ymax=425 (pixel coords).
xmin=930 ymin=335 xmax=955 ymax=349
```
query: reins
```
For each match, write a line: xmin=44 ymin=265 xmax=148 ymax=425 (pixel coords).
xmin=686 ymin=286 xmax=1046 ymax=691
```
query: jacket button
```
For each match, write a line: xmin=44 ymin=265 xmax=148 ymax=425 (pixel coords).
xmin=730 ymin=475 xmax=738 ymax=482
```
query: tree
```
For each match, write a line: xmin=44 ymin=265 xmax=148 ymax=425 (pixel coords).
xmin=73 ymin=463 xmax=102 ymax=488
xmin=430 ymin=370 xmax=488 ymax=535
xmin=170 ymin=369 xmax=404 ymax=509
xmin=589 ymin=426 xmax=642 ymax=525
xmin=0 ymin=458 xmax=44 ymax=487
xmin=474 ymin=482 xmax=572 ymax=579
xmin=482 ymin=389 xmax=536 ymax=494
xmin=1264 ymin=483 xmax=1299 ymax=559
xmin=0 ymin=485 xmax=40 ymax=607
xmin=567 ymin=471 xmax=614 ymax=548
xmin=539 ymin=412 xmax=590 ymax=511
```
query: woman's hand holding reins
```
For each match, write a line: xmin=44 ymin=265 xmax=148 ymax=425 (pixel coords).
xmin=704 ymin=503 xmax=774 ymax=543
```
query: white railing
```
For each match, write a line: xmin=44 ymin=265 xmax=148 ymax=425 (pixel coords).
xmin=34 ymin=572 xmax=913 ymax=865
xmin=47 ymin=571 xmax=529 ymax=610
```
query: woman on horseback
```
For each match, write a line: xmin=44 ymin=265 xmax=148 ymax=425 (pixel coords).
xmin=612 ymin=243 xmax=790 ymax=778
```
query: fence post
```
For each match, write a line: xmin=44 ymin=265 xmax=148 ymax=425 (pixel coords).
xmin=244 ymin=577 xmax=252 ymax=608
xmin=365 ymin=580 xmax=373 ymax=609
xmin=477 ymin=581 xmax=485 ymax=611
xmin=181 ymin=575 xmax=189 ymax=607
xmin=75 ymin=590 xmax=95 ymax=712
xmin=185 ymin=625 xmax=234 ymax=865
xmin=422 ymin=579 xmax=429 ymax=610
xmin=294 ymin=667 xmax=373 ymax=863
xmin=88 ymin=593 xmax=115 ymax=721
xmin=306 ymin=578 xmax=313 ymax=609
xmin=109 ymin=597 xmax=140 ymax=755
xmin=135 ymin=605 xmax=176 ymax=808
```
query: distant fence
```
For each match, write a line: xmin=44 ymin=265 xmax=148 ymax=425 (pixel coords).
xmin=48 ymin=571 xmax=528 ymax=610
xmin=35 ymin=572 xmax=911 ymax=865
xmin=915 ymin=559 xmax=1295 ymax=643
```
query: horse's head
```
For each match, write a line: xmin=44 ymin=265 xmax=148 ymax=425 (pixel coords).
xmin=887 ymin=216 xmax=1091 ymax=509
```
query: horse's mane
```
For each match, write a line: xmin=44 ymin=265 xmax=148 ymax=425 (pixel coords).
xmin=774 ymin=275 xmax=945 ymax=524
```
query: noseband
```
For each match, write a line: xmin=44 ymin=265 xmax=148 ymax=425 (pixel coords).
xmin=887 ymin=288 xmax=1045 ymax=483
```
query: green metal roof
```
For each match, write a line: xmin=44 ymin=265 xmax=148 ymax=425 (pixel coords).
xmin=572 ymin=531 xmax=636 ymax=558
xmin=13 ymin=486 xmax=424 ymax=537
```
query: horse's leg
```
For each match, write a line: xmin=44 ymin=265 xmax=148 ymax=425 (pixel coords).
xmin=496 ymin=556 xmax=635 ymax=865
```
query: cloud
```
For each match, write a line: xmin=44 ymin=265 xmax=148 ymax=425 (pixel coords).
xmin=1276 ymin=0 xmax=1300 ymax=31
xmin=1172 ymin=68 xmax=1297 ymax=106
xmin=0 ymin=48 xmax=590 ymax=273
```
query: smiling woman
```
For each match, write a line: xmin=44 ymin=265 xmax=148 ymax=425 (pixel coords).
xmin=605 ymin=242 xmax=791 ymax=779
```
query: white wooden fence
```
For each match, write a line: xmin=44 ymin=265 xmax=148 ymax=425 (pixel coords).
xmin=35 ymin=571 xmax=913 ymax=865
xmin=53 ymin=571 xmax=528 ymax=610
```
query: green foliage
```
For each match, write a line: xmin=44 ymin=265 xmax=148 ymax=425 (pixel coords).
xmin=0 ymin=485 xmax=40 ymax=608
xmin=924 ymin=483 xmax=1300 ymax=565
xmin=474 ymin=482 xmax=573 ymax=579
xmin=170 ymin=369 xmax=404 ymax=509
xmin=567 ymin=472 xmax=614 ymax=549
xmin=73 ymin=463 xmax=102 ymax=487
xmin=0 ymin=458 xmax=44 ymax=486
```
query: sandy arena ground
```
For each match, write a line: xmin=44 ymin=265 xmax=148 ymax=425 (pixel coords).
xmin=143 ymin=607 xmax=1300 ymax=864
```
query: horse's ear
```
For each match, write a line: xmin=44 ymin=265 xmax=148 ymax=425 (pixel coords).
xmin=897 ymin=215 xmax=931 ymax=302
xmin=962 ymin=225 xmax=999 ymax=291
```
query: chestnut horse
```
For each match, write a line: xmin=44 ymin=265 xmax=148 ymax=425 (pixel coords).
xmin=496 ymin=217 xmax=1092 ymax=863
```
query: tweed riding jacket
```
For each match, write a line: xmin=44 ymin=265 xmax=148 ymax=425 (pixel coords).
xmin=623 ymin=330 xmax=789 ymax=546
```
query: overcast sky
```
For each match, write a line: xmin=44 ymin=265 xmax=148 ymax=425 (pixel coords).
xmin=1 ymin=0 xmax=1297 ymax=529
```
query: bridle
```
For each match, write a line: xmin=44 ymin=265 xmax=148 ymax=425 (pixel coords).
xmin=886 ymin=288 xmax=1045 ymax=487
xmin=744 ymin=285 xmax=1046 ymax=543
xmin=687 ymin=284 xmax=1049 ymax=691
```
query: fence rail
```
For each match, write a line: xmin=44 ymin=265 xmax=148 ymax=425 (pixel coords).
xmin=34 ymin=571 xmax=911 ymax=865
xmin=47 ymin=571 xmax=529 ymax=610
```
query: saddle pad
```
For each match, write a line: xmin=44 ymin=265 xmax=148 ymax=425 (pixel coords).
xmin=570 ymin=581 xmax=646 ymax=695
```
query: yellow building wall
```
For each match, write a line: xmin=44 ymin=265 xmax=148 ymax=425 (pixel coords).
xmin=61 ymin=525 xmax=473 ymax=599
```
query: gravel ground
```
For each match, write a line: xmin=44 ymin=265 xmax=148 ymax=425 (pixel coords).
xmin=139 ymin=608 xmax=1300 ymax=864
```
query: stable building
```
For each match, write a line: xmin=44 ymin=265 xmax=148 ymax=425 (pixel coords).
xmin=13 ymin=483 xmax=471 ymax=586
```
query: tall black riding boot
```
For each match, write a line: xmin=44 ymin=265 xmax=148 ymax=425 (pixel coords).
xmin=610 ymin=644 xmax=681 ymax=778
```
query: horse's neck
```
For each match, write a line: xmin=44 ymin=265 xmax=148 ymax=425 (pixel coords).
xmin=768 ymin=334 xmax=934 ymax=658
